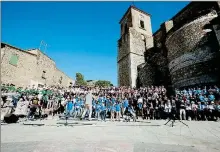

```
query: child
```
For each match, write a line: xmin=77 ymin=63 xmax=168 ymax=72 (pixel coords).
xmin=100 ymin=103 xmax=106 ymax=121
xmin=95 ymin=102 xmax=101 ymax=120
xmin=110 ymin=101 xmax=116 ymax=121
xmin=115 ymin=101 xmax=121 ymax=121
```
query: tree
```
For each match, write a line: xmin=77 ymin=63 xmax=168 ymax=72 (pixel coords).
xmin=75 ymin=73 xmax=87 ymax=86
xmin=95 ymin=80 xmax=113 ymax=87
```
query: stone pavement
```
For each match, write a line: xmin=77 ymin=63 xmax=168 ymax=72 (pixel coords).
xmin=1 ymin=119 xmax=220 ymax=152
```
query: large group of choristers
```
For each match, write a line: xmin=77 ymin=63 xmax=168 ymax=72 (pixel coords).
xmin=1 ymin=84 xmax=220 ymax=122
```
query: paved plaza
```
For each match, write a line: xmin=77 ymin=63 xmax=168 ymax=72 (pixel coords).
xmin=1 ymin=119 xmax=220 ymax=152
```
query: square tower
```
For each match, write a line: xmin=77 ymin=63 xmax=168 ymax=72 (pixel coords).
xmin=117 ymin=5 xmax=153 ymax=87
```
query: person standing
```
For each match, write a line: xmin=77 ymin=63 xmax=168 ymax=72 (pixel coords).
xmin=122 ymin=98 xmax=129 ymax=118
xmin=115 ymin=101 xmax=121 ymax=121
xmin=100 ymin=103 xmax=107 ymax=122
xmin=179 ymin=100 xmax=186 ymax=120
xmin=81 ymin=91 xmax=93 ymax=121
xmin=110 ymin=100 xmax=116 ymax=121
xmin=65 ymin=97 xmax=74 ymax=117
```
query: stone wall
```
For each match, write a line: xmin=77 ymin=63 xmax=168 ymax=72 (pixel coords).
xmin=118 ymin=57 xmax=130 ymax=87
xmin=1 ymin=44 xmax=37 ymax=87
xmin=137 ymin=2 xmax=220 ymax=89
xmin=1 ymin=43 xmax=74 ymax=88
xmin=131 ymin=7 xmax=152 ymax=37
xmin=165 ymin=6 xmax=220 ymax=88
xmin=129 ymin=28 xmax=146 ymax=87
xmin=117 ymin=33 xmax=131 ymax=87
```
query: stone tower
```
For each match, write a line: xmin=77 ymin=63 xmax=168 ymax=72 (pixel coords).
xmin=117 ymin=6 xmax=153 ymax=87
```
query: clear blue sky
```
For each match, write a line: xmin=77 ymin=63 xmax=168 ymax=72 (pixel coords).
xmin=2 ymin=1 xmax=189 ymax=86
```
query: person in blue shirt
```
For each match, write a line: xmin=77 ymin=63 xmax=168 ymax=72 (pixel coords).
xmin=115 ymin=101 xmax=121 ymax=121
xmin=105 ymin=97 xmax=111 ymax=113
xmin=79 ymin=98 xmax=84 ymax=114
xmin=199 ymin=94 xmax=205 ymax=102
xmin=74 ymin=100 xmax=81 ymax=118
xmin=100 ymin=103 xmax=107 ymax=121
xmin=95 ymin=102 xmax=101 ymax=120
xmin=208 ymin=92 xmax=215 ymax=102
xmin=98 ymin=97 xmax=102 ymax=104
xmin=197 ymin=88 xmax=202 ymax=95
xmin=111 ymin=97 xmax=116 ymax=105
xmin=66 ymin=98 xmax=74 ymax=117
xmin=92 ymin=98 xmax=96 ymax=118
xmin=123 ymin=98 xmax=129 ymax=117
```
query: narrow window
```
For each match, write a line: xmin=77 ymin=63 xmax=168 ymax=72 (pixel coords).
xmin=59 ymin=76 xmax=63 ymax=84
xmin=124 ymin=23 xmax=128 ymax=33
xmin=42 ymin=71 xmax=46 ymax=79
xmin=140 ymin=20 xmax=145 ymax=29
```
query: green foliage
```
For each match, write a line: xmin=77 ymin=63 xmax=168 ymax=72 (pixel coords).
xmin=95 ymin=80 xmax=113 ymax=87
xmin=75 ymin=73 xmax=87 ymax=86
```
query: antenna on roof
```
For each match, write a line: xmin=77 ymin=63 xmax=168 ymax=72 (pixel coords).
xmin=132 ymin=0 xmax=135 ymax=7
xmin=39 ymin=40 xmax=50 ymax=54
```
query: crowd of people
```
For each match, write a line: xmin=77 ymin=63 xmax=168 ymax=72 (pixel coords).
xmin=1 ymin=84 xmax=220 ymax=122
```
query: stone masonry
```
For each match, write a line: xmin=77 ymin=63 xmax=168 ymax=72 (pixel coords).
xmin=1 ymin=43 xmax=74 ymax=88
xmin=117 ymin=6 xmax=153 ymax=88
xmin=118 ymin=2 xmax=220 ymax=89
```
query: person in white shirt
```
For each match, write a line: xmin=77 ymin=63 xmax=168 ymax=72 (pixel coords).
xmin=81 ymin=91 xmax=93 ymax=121
xmin=208 ymin=101 xmax=215 ymax=120
xmin=164 ymin=100 xmax=172 ymax=119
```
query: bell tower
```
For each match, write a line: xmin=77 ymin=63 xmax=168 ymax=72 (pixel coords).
xmin=117 ymin=5 xmax=153 ymax=87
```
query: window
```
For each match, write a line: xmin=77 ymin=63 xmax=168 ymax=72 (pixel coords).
xmin=9 ymin=54 xmax=19 ymax=66
xmin=59 ymin=76 xmax=63 ymax=84
xmin=42 ymin=71 xmax=46 ymax=79
xmin=124 ymin=23 xmax=128 ymax=33
xmin=140 ymin=20 xmax=145 ymax=29
xmin=121 ymin=24 xmax=123 ymax=33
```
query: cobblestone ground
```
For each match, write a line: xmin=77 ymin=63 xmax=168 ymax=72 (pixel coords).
xmin=1 ymin=118 xmax=220 ymax=152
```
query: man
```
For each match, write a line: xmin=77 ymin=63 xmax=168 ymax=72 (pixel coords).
xmin=81 ymin=91 xmax=93 ymax=120
xmin=27 ymin=94 xmax=40 ymax=119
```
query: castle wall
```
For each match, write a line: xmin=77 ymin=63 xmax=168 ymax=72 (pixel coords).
xmin=165 ymin=9 xmax=220 ymax=88
xmin=137 ymin=63 xmax=155 ymax=86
